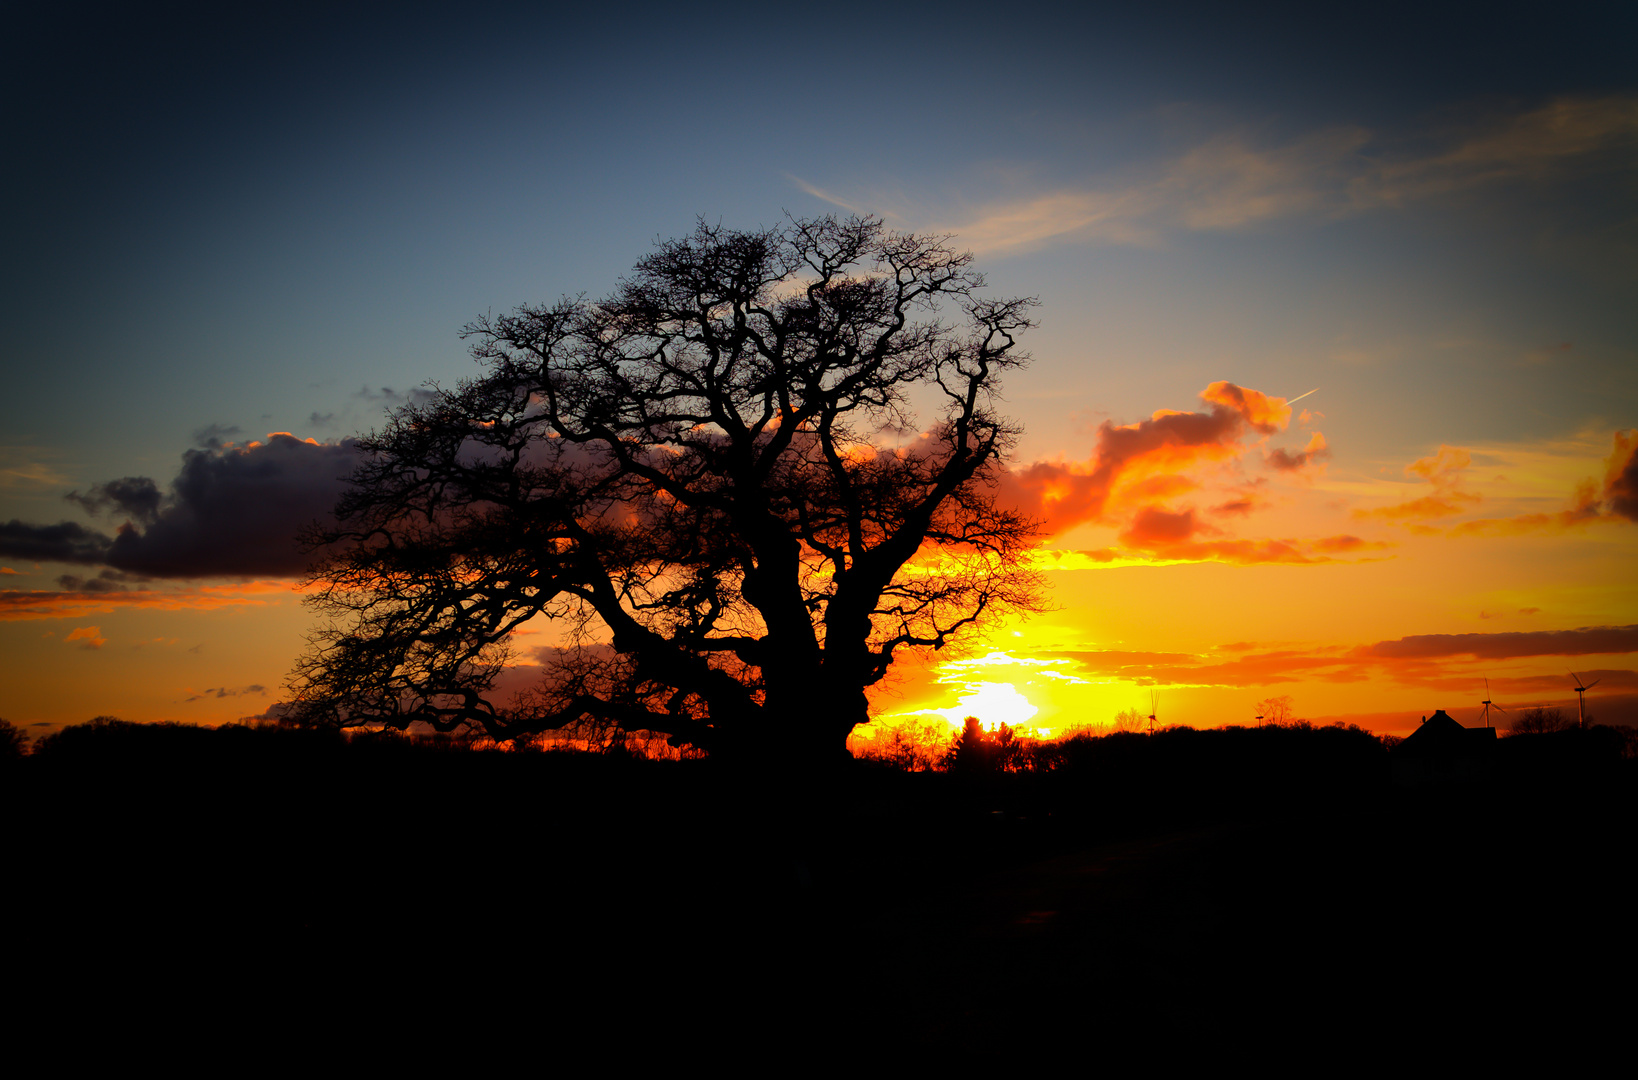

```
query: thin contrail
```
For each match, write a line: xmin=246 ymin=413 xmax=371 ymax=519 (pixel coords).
xmin=1285 ymin=388 xmax=1319 ymax=406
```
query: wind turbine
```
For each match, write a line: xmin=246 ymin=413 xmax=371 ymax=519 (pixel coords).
xmin=1147 ymin=691 xmax=1158 ymax=735
xmin=1479 ymin=678 xmax=1507 ymax=728
xmin=1570 ymin=672 xmax=1601 ymax=728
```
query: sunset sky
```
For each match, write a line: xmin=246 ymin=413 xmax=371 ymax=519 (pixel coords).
xmin=4 ymin=2 xmax=1634 ymax=739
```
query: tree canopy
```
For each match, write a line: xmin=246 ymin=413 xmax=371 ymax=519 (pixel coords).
xmin=290 ymin=216 xmax=1043 ymax=765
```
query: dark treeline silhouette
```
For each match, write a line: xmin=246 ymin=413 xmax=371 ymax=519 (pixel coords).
xmin=10 ymin=713 xmax=1633 ymax=1054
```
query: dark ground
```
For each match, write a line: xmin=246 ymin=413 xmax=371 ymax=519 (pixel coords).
xmin=7 ymin=722 xmax=1632 ymax=1062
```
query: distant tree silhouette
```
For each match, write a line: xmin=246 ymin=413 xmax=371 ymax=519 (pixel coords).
xmin=1256 ymin=695 xmax=1295 ymax=726
xmin=291 ymin=216 xmax=1044 ymax=767
xmin=1113 ymin=707 xmax=1147 ymax=734
xmin=1510 ymin=707 xmax=1574 ymax=735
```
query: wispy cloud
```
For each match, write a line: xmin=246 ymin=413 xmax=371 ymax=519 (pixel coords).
xmin=798 ymin=96 xmax=1638 ymax=256
xmin=1354 ymin=445 xmax=1483 ymax=522
xmin=0 ymin=446 xmax=71 ymax=490
xmin=783 ymin=174 xmax=876 ymax=218
xmin=1356 ymin=430 xmax=1638 ymax=536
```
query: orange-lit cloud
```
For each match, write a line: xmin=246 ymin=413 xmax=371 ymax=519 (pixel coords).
xmin=996 ymin=382 xmax=1363 ymax=567
xmin=64 ymin=625 xmax=106 ymax=649
xmin=0 ymin=580 xmax=295 ymax=621
xmin=1002 ymin=381 xmax=1301 ymax=537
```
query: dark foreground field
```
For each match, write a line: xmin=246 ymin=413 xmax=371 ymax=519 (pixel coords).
xmin=7 ymin=722 xmax=1633 ymax=1061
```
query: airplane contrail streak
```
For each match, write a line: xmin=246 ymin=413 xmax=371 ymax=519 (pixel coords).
xmin=1286 ymin=388 xmax=1319 ymax=406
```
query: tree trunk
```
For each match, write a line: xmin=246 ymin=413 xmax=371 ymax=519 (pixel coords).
xmin=756 ymin=681 xmax=867 ymax=772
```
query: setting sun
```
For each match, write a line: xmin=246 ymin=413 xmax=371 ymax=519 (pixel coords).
xmin=936 ymin=682 xmax=1040 ymax=732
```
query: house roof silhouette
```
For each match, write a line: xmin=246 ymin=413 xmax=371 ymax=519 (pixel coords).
xmin=1395 ymin=709 xmax=1497 ymax=756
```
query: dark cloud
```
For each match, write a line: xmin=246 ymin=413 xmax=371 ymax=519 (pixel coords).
xmin=65 ymin=476 xmax=163 ymax=523
xmin=1120 ymin=506 xmax=1211 ymax=546
xmin=355 ymin=385 xmax=440 ymax=408
xmin=1354 ymin=625 xmax=1638 ymax=661
xmin=56 ymin=570 xmax=130 ymax=593
xmin=1212 ymin=495 xmax=1259 ymax=516
xmin=0 ymin=520 xmax=113 ymax=564
xmin=185 ymin=684 xmax=268 ymax=702
xmin=1604 ymin=430 xmax=1637 ymax=521
xmin=103 ymin=434 xmax=361 ymax=577
xmin=1495 ymin=669 xmax=1638 ymax=693
xmin=2 ymin=435 xmax=361 ymax=579
xmin=192 ymin=423 xmax=243 ymax=450
xmin=1266 ymin=432 xmax=1331 ymax=472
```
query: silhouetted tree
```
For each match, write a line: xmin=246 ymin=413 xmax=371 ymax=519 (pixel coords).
xmin=990 ymin=721 xmax=1030 ymax=772
xmin=291 ymin=216 xmax=1043 ymax=767
xmin=0 ymin=718 xmax=27 ymax=761
xmin=946 ymin=716 xmax=993 ymax=774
